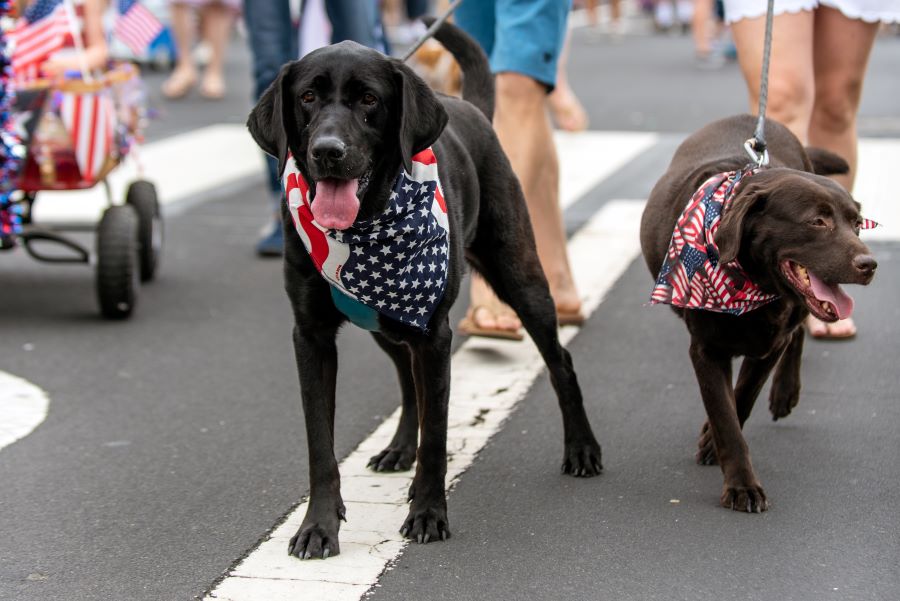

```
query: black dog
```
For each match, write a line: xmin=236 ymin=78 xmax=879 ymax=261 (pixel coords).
xmin=247 ymin=22 xmax=602 ymax=558
xmin=640 ymin=115 xmax=877 ymax=513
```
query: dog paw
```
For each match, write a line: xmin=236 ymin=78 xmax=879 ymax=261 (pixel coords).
xmin=695 ymin=421 xmax=718 ymax=465
xmin=720 ymin=483 xmax=768 ymax=513
xmin=288 ymin=505 xmax=345 ymax=559
xmin=769 ymin=389 xmax=800 ymax=421
xmin=400 ymin=503 xmax=450 ymax=544
xmin=561 ymin=441 xmax=603 ymax=477
xmin=367 ymin=445 xmax=416 ymax=472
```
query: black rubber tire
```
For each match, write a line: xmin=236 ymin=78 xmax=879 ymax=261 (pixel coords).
xmin=96 ymin=205 xmax=139 ymax=319
xmin=125 ymin=180 xmax=162 ymax=282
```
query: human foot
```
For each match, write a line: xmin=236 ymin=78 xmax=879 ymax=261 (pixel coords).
xmin=548 ymin=86 xmax=589 ymax=132
xmin=162 ymin=67 xmax=197 ymax=99
xmin=458 ymin=305 xmax=524 ymax=341
xmin=200 ymin=71 xmax=225 ymax=100
xmin=805 ymin=315 xmax=857 ymax=339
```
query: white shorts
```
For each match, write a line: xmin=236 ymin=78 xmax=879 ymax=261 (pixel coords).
xmin=723 ymin=0 xmax=900 ymax=24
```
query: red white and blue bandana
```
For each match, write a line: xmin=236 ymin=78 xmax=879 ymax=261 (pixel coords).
xmin=283 ymin=148 xmax=450 ymax=331
xmin=650 ymin=167 xmax=778 ymax=315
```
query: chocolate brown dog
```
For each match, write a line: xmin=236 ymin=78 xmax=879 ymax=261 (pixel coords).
xmin=247 ymin=22 xmax=602 ymax=558
xmin=640 ymin=115 xmax=877 ymax=513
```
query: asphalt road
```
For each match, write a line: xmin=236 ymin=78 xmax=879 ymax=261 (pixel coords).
xmin=1 ymin=22 xmax=898 ymax=601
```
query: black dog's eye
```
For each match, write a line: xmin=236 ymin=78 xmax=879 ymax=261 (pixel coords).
xmin=301 ymin=91 xmax=316 ymax=104
xmin=809 ymin=217 xmax=828 ymax=228
xmin=361 ymin=93 xmax=378 ymax=106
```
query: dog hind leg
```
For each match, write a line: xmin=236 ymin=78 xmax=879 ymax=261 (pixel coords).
xmin=467 ymin=206 xmax=602 ymax=477
xmin=368 ymin=333 xmax=419 ymax=472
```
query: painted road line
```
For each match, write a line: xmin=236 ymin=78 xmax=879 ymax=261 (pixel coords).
xmin=0 ymin=371 xmax=50 ymax=452
xmin=855 ymin=138 xmax=900 ymax=242
xmin=203 ymin=199 xmax=646 ymax=601
xmin=32 ymin=124 xmax=266 ymax=224
xmin=29 ymin=129 xmax=656 ymax=224
xmin=556 ymin=131 xmax=657 ymax=210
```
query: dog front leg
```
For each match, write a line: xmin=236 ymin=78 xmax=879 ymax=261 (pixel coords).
xmin=400 ymin=319 xmax=452 ymax=544
xmin=769 ymin=328 xmax=804 ymax=420
xmin=696 ymin=351 xmax=783 ymax=465
xmin=689 ymin=342 xmax=768 ymax=513
xmin=288 ymin=324 xmax=345 ymax=559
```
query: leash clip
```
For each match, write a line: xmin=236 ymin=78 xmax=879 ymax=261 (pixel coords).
xmin=744 ymin=138 xmax=769 ymax=167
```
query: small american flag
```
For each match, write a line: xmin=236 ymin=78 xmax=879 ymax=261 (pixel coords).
xmin=59 ymin=90 xmax=116 ymax=181
xmin=859 ymin=217 xmax=879 ymax=230
xmin=283 ymin=148 xmax=450 ymax=331
xmin=10 ymin=0 xmax=72 ymax=74
xmin=114 ymin=0 xmax=163 ymax=55
xmin=650 ymin=167 xmax=778 ymax=315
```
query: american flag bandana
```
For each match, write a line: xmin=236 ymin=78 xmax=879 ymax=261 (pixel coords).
xmin=650 ymin=167 xmax=779 ymax=315
xmin=282 ymin=148 xmax=450 ymax=331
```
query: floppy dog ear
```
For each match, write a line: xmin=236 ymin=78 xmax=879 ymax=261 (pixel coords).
xmin=247 ymin=63 xmax=296 ymax=177
xmin=393 ymin=61 xmax=448 ymax=173
xmin=805 ymin=147 xmax=850 ymax=177
xmin=717 ymin=183 xmax=768 ymax=265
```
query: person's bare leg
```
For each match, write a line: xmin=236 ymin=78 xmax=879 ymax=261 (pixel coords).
xmin=548 ymin=34 xmax=589 ymax=132
xmin=730 ymin=10 xmax=815 ymax=141
xmin=803 ymin=6 xmax=879 ymax=338
xmin=495 ymin=73 xmax=581 ymax=315
xmin=162 ymin=3 xmax=198 ymax=98
xmin=199 ymin=2 xmax=234 ymax=99
xmin=809 ymin=7 xmax=878 ymax=191
xmin=692 ymin=0 xmax=713 ymax=56
xmin=465 ymin=72 xmax=581 ymax=334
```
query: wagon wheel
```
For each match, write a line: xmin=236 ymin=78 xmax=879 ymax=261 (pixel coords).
xmin=125 ymin=180 xmax=162 ymax=282
xmin=96 ymin=205 xmax=139 ymax=319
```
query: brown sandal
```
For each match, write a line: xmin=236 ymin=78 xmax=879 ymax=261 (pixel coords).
xmin=162 ymin=68 xmax=197 ymax=99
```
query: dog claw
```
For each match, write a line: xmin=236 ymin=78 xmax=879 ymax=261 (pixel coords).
xmin=400 ymin=526 xmax=409 ymax=537
xmin=323 ymin=548 xmax=330 ymax=559
xmin=423 ymin=533 xmax=431 ymax=544
xmin=441 ymin=530 xmax=448 ymax=541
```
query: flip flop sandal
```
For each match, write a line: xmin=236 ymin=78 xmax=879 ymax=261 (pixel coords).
xmin=457 ymin=306 xmax=524 ymax=341
xmin=557 ymin=309 xmax=586 ymax=327
xmin=162 ymin=70 xmax=197 ymax=99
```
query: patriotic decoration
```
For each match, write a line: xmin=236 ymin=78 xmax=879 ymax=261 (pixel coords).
xmin=859 ymin=217 xmax=879 ymax=230
xmin=114 ymin=0 xmax=162 ymax=55
xmin=283 ymin=148 xmax=450 ymax=331
xmin=1 ymin=0 xmax=26 ymax=247
xmin=650 ymin=167 xmax=778 ymax=315
xmin=58 ymin=89 xmax=115 ymax=181
xmin=8 ymin=0 xmax=71 ymax=74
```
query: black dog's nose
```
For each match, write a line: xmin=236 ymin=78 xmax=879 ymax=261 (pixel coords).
xmin=853 ymin=254 xmax=877 ymax=276
xmin=311 ymin=137 xmax=347 ymax=162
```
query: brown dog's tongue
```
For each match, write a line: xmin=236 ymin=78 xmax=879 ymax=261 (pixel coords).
xmin=312 ymin=179 xmax=360 ymax=230
xmin=808 ymin=271 xmax=854 ymax=319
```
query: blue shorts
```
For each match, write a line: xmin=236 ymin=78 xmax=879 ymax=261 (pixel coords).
xmin=454 ymin=0 xmax=571 ymax=90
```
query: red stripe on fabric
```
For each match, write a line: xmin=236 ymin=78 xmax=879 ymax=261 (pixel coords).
xmin=71 ymin=95 xmax=83 ymax=176
xmin=434 ymin=186 xmax=446 ymax=213
xmin=297 ymin=205 xmax=329 ymax=270
xmin=411 ymin=148 xmax=436 ymax=165
xmin=86 ymin=96 xmax=100 ymax=179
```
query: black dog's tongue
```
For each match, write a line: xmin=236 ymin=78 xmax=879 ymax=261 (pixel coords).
xmin=808 ymin=271 xmax=854 ymax=319
xmin=312 ymin=179 xmax=360 ymax=230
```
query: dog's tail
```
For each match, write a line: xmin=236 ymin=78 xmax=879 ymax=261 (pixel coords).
xmin=806 ymin=147 xmax=850 ymax=176
xmin=422 ymin=17 xmax=494 ymax=121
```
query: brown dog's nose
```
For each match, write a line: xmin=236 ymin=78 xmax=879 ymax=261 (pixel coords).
xmin=853 ymin=254 xmax=877 ymax=276
xmin=311 ymin=137 xmax=347 ymax=163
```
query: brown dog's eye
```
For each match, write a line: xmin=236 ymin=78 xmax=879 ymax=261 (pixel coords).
xmin=362 ymin=93 xmax=378 ymax=106
xmin=809 ymin=217 xmax=828 ymax=228
xmin=301 ymin=91 xmax=316 ymax=104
